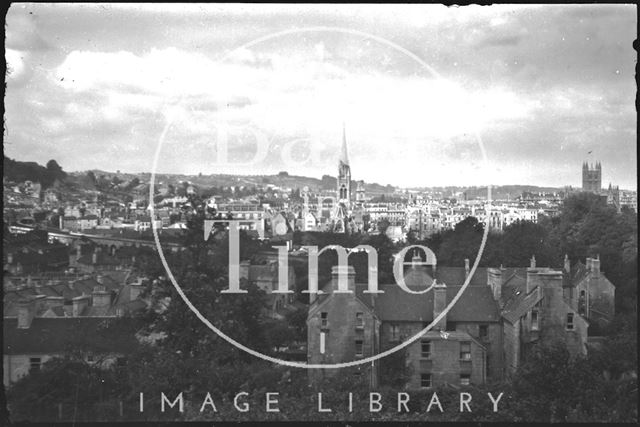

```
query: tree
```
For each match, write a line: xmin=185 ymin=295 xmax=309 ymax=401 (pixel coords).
xmin=376 ymin=218 xmax=390 ymax=235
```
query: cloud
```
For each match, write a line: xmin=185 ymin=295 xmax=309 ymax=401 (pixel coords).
xmin=3 ymin=4 xmax=636 ymax=189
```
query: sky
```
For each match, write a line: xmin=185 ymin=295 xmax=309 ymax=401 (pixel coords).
xmin=4 ymin=4 xmax=637 ymax=189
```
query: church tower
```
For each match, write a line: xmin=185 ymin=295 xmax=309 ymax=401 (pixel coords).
xmin=582 ymin=161 xmax=601 ymax=193
xmin=337 ymin=124 xmax=352 ymax=208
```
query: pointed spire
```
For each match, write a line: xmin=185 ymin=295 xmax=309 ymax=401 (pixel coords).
xmin=340 ymin=122 xmax=349 ymax=166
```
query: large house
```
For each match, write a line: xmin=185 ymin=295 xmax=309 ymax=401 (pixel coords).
xmin=306 ymin=249 xmax=615 ymax=388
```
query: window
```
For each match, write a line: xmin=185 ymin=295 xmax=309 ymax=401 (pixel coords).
xmin=445 ymin=321 xmax=457 ymax=331
xmin=460 ymin=342 xmax=471 ymax=360
xmin=566 ymin=313 xmax=574 ymax=330
xmin=479 ymin=324 xmax=488 ymax=338
xmin=390 ymin=324 xmax=400 ymax=341
xmin=460 ymin=374 xmax=471 ymax=386
xmin=355 ymin=312 xmax=364 ymax=329
xmin=320 ymin=312 xmax=328 ymax=328
xmin=578 ymin=291 xmax=586 ymax=315
xmin=420 ymin=373 xmax=432 ymax=388
xmin=29 ymin=357 xmax=41 ymax=371
xmin=531 ymin=310 xmax=539 ymax=330
xmin=355 ymin=340 xmax=364 ymax=357
xmin=421 ymin=340 xmax=431 ymax=358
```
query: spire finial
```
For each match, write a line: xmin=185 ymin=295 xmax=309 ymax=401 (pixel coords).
xmin=340 ymin=122 xmax=349 ymax=165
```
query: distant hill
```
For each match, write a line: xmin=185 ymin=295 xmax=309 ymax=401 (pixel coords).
xmin=5 ymin=156 xmax=566 ymax=200
xmin=3 ymin=156 xmax=67 ymax=189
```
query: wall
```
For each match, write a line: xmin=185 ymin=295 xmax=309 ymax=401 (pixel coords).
xmin=455 ymin=322 xmax=503 ymax=381
xmin=307 ymin=293 xmax=378 ymax=385
xmin=503 ymin=320 xmax=520 ymax=377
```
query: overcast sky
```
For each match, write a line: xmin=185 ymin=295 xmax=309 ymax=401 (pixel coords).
xmin=5 ymin=4 xmax=637 ymax=189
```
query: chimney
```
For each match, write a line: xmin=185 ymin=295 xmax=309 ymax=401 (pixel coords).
xmin=464 ymin=258 xmax=470 ymax=278
xmin=92 ymin=248 xmax=98 ymax=265
xmin=564 ymin=254 xmax=570 ymax=274
xmin=487 ymin=268 xmax=503 ymax=301
xmin=129 ymin=283 xmax=144 ymax=301
xmin=331 ymin=264 xmax=356 ymax=293
xmin=526 ymin=266 xmax=539 ymax=295
xmin=17 ymin=299 xmax=36 ymax=329
xmin=96 ymin=275 xmax=105 ymax=286
xmin=72 ymin=295 xmax=90 ymax=316
xmin=591 ymin=255 xmax=600 ymax=278
xmin=433 ymin=282 xmax=447 ymax=330
xmin=530 ymin=255 xmax=536 ymax=269
xmin=92 ymin=286 xmax=112 ymax=308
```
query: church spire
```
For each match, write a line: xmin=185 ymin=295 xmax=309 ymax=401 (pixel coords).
xmin=340 ymin=122 xmax=349 ymax=166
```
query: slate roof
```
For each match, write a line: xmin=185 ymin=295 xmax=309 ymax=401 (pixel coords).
xmin=352 ymin=283 xmax=501 ymax=323
xmin=500 ymin=269 xmax=527 ymax=309
xmin=502 ymin=289 xmax=543 ymax=324
xmin=314 ymin=265 xmax=500 ymax=323
xmin=571 ymin=261 xmax=589 ymax=285
xmin=3 ymin=317 xmax=139 ymax=355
